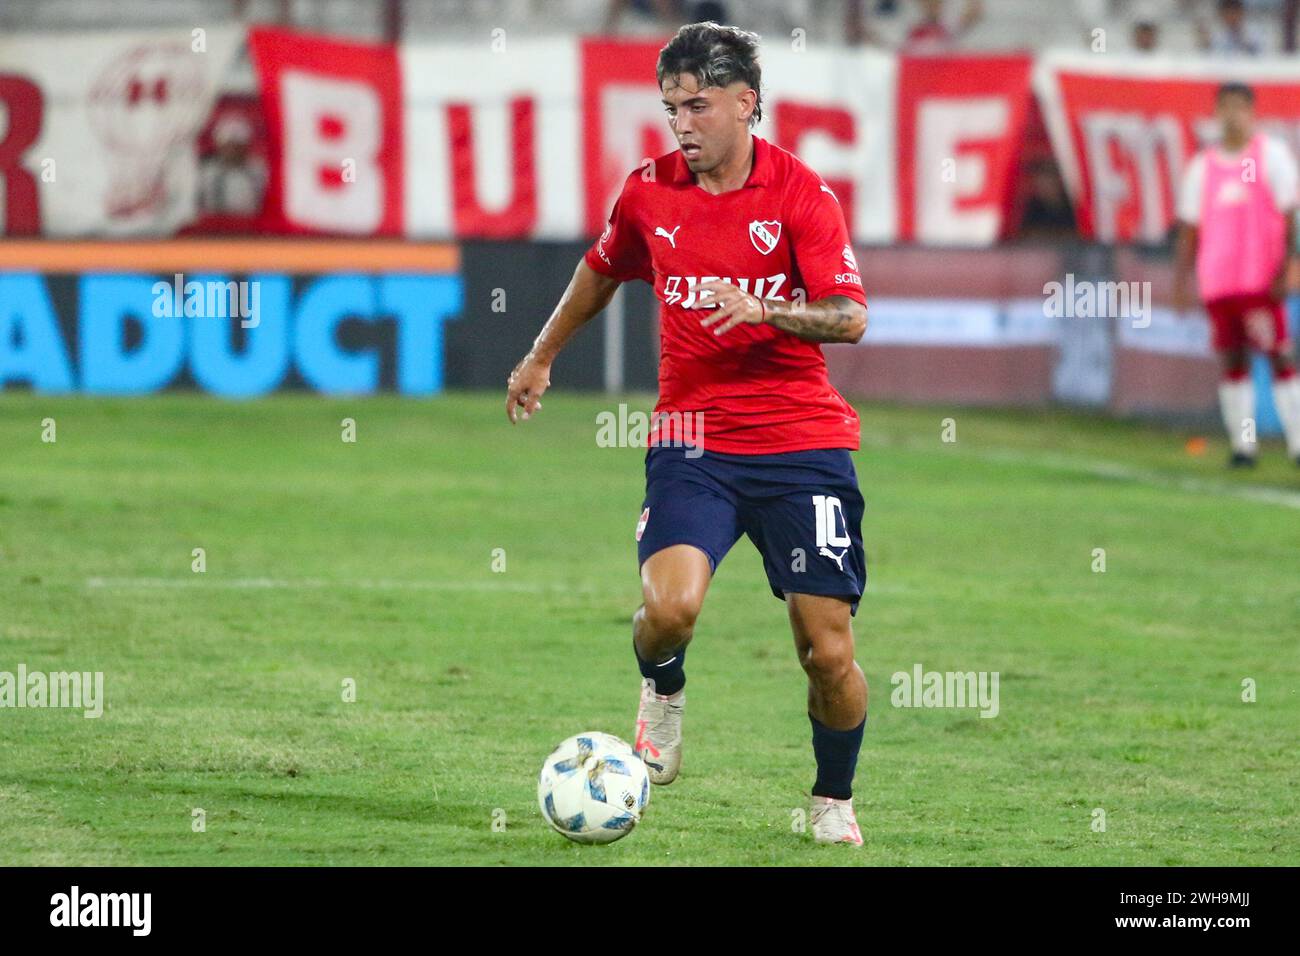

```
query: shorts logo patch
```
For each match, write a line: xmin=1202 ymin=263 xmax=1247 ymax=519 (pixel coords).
xmin=635 ymin=507 xmax=650 ymax=542
xmin=818 ymin=546 xmax=848 ymax=572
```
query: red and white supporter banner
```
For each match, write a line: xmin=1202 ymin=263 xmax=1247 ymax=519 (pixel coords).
xmin=896 ymin=54 xmax=1033 ymax=244
xmin=250 ymin=28 xmax=404 ymax=236
xmin=1035 ymin=51 xmax=1300 ymax=243
xmin=15 ymin=26 xmax=1300 ymax=248
xmin=0 ymin=27 xmax=242 ymax=236
xmin=403 ymin=37 xmax=581 ymax=239
xmin=248 ymin=28 xmax=1032 ymax=245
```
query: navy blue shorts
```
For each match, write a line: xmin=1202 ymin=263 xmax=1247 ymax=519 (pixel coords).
xmin=635 ymin=446 xmax=866 ymax=614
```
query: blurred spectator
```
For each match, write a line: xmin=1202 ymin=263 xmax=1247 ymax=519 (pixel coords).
xmin=603 ymin=0 xmax=731 ymax=34
xmin=1128 ymin=0 xmax=1170 ymax=52
xmin=603 ymin=0 xmax=678 ymax=35
xmin=1018 ymin=158 xmax=1077 ymax=239
xmin=846 ymin=0 xmax=882 ymax=45
xmin=692 ymin=1 xmax=730 ymax=24
xmin=1199 ymin=0 xmax=1268 ymax=55
xmin=900 ymin=0 xmax=983 ymax=53
xmin=1132 ymin=18 xmax=1160 ymax=50
xmin=198 ymin=113 xmax=267 ymax=217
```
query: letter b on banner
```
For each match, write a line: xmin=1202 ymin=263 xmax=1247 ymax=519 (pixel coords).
xmin=283 ymin=70 xmax=384 ymax=232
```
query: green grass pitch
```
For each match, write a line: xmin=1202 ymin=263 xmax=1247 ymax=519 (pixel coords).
xmin=1 ymin=392 xmax=1297 ymax=866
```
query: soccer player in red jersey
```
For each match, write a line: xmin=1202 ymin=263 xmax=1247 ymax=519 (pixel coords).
xmin=505 ymin=23 xmax=869 ymax=844
xmin=1173 ymin=83 xmax=1300 ymax=467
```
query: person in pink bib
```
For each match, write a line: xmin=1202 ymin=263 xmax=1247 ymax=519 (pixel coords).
xmin=1174 ymin=82 xmax=1300 ymax=467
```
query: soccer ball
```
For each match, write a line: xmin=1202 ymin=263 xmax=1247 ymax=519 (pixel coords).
xmin=537 ymin=732 xmax=650 ymax=844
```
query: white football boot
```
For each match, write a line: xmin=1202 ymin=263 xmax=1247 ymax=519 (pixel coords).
xmin=810 ymin=795 xmax=864 ymax=846
xmin=634 ymin=678 xmax=684 ymax=785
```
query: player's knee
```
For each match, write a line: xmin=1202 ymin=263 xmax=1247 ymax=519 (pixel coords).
xmin=800 ymin=635 xmax=856 ymax=687
xmin=641 ymin=593 xmax=701 ymax=646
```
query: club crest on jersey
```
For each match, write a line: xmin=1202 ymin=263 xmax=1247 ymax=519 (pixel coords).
xmin=748 ymin=219 xmax=782 ymax=255
xmin=635 ymin=507 xmax=650 ymax=542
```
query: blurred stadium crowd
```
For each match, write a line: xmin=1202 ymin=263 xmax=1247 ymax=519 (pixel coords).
xmin=1 ymin=0 xmax=1296 ymax=54
xmin=3 ymin=0 xmax=1297 ymax=240
xmin=2 ymin=0 xmax=1300 ymax=437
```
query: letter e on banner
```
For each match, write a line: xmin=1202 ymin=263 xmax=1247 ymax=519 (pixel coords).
xmin=895 ymin=55 xmax=1031 ymax=244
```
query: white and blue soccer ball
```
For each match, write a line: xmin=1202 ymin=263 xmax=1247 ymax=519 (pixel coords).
xmin=537 ymin=732 xmax=650 ymax=844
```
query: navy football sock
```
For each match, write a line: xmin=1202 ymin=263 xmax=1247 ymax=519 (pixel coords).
xmin=810 ymin=711 xmax=866 ymax=801
xmin=634 ymin=640 xmax=686 ymax=696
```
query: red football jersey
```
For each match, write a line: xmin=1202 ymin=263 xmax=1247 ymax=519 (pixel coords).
xmin=584 ymin=135 xmax=866 ymax=455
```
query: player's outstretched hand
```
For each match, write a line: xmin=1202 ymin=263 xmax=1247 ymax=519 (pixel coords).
xmin=506 ymin=354 xmax=550 ymax=424
xmin=695 ymin=280 xmax=765 ymax=337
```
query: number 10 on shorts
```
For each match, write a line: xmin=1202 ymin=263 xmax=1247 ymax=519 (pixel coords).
xmin=812 ymin=495 xmax=850 ymax=548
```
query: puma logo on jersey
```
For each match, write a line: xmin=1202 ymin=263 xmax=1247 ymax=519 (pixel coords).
xmin=818 ymin=547 xmax=848 ymax=572
xmin=1213 ymin=180 xmax=1249 ymax=206
xmin=654 ymin=225 xmax=681 ymax=248
xmin=662 ymin=273 xmax=788 ymax=308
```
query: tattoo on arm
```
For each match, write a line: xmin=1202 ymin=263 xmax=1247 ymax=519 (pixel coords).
xmin=760 ymin=294 xmax=866 ymax=344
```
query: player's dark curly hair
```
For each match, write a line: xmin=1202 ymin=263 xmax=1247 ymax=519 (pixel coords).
xmin=656 ymin=22 xmax=763 ymax=127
